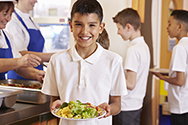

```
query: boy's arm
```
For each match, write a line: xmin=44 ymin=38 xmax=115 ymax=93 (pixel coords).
xmin=98 ymin=96 xmax=121 ymax=118
xmin=126 ymin=70 xmax=137 ymax=90
xmin=152 ymin=71 xmax=185 ymax=86
xmin=109 ymin=96 xmax=121 ymax=115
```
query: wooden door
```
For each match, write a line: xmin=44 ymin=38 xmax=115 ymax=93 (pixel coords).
xmin=160 ymin=0 xmax=183 ymax=68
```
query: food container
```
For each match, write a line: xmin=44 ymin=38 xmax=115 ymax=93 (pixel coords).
xmin=0 ymin=79 xmax=50 ymax=104
xmin=0 ymin=87 xmax=23 ymax=108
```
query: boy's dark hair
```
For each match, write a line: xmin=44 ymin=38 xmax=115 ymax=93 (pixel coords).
xmin=171 ymin=9 xmax=188 ymax=32
xmin=113 ymin=8 xmax=141 ymax=31
xmin=71 ymin=0 xmax=103 ymax=23
xmin=96 ymin=28 xmax=110 ymax=50
xmin=0 ymin=2 xmax=14 ymax=12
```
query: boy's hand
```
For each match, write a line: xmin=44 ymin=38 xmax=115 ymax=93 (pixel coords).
xmin=150 ymin=72 xmax=165 ymax=80
xmin=51 ymin=99 xmax=63 ymax=112
xmin=98 ymin=102 xmax=111 ymax=118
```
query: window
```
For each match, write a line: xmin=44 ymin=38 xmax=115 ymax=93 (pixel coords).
xmin=33 ymin=0 xmax=71 ymax=52
xmin=33 ymin=0 xmax=71 ymax=17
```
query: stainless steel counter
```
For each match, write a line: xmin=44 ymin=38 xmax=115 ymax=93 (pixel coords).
xmin=0 ymin=102 xmax=50 ymax=125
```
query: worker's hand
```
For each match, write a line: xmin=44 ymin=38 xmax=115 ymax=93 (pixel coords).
xmin=18 ymin=54 xmax=42 ymax=68
xmin=36 ymin=70 xmax=45 ymax=83
xmin=98 ymin=102 xmax=111 ymax=118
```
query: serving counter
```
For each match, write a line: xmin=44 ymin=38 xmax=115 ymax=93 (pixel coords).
xmin=0 ymin=102 xmax=58 ymax=125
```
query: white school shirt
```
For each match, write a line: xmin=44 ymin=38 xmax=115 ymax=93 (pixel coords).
xmin=168 ymin=37 xmax=188 ymax=114
xmin=5 ymin=8 xmax=40 ymax=52
xmin=41 ymin=43 xmax=128 ymax=125
xmin=121 ymin=36 xmax=150 ymax=111
xmin=0 ymin=30 xmax=21 ymax=58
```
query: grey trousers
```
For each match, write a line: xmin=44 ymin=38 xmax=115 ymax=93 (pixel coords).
xmin=112 ymin=108 xmax=142 ymax=125
xmin=171 ymin=112 xmax=188 ymax=125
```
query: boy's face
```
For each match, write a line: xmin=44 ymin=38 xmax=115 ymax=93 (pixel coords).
xmin=167 ymin=16 xmax=180 ymax=38
xmin=69 ymin=13 xmax=104 ymax=49
xmin=116 ymin=23 xmax=130 ymax=41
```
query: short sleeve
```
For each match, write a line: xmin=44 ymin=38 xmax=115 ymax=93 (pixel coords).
xmin=41 ymin=57 xmax=59 ymax=96
xmin=110 ymin=57 xmax=127 ymax=96
xmin=171 ymin=45 xmax=187 ymax=72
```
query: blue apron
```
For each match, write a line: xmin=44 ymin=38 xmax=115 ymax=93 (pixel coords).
xmin=0 ymin=31 xmax=13 ymax=80
xmin=7 ymin=11 xmax=45 ymax=80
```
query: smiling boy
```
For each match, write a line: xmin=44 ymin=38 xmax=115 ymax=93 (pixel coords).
xmin=41 ymin=0 xmax=127 ymax=125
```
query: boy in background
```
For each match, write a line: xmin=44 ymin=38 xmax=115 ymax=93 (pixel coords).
xmin=151 ymin=10 xmax=188 ymax=125
xmin=41 ymin=0 xmax=127 ymax=125
xmin=112 ymin=8 xmax=150 ymax=125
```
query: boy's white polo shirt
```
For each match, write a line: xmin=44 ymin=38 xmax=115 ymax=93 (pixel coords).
xmin=121 ymin=36 xmax=150 ymax=111
xmin=168 ymin=37 xmax=188 ymax=114
xmin=42 ymin=43 xmax=127 ymax=125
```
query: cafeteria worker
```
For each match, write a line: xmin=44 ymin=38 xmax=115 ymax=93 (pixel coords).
xmin=5 ymin=0 xmax=48 ymax=80
xmin=0 ymin=0 xmax=44 ymax=82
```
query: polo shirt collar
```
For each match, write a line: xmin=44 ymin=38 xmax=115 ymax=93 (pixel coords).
xmin=179 ymin=37 xmax=188 ymax=44
xmin=70 ymin=43 xmax=103 ymax=64
xmin=129 ymin=36 xmax=144 ymax=45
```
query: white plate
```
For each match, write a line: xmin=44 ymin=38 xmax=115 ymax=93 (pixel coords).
xmin=52 ymin=107 xmax=106 ymax=121
xmin=149 ymin=68 xmax=169 ymax=74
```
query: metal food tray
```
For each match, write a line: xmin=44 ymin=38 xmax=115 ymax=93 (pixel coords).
xmin=0 ymin=79 xmax=50 ymax=104
xmin=0 ymin=86 xmax=23 ymax=108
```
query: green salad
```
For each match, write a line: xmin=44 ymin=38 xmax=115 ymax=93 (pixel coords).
xmin=55 ymin=100 xmax=103 ymax=119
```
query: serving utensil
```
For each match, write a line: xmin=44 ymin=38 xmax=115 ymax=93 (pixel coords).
xmin=40 ymin=61 xmax=47 ymax=67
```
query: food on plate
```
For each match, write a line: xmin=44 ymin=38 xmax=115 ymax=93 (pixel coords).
xmin=55 ymin=100 xmax=104 ymax=119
